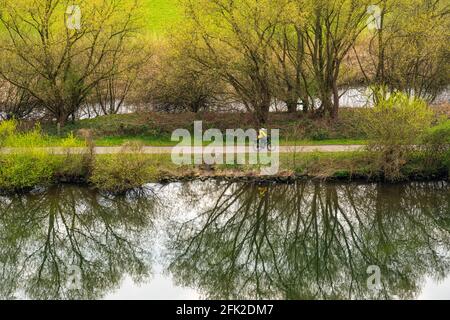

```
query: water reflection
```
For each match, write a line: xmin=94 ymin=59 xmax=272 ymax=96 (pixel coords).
xmin=0 ymin=181 xmax=449 ymax=300
xmin=166 ymin=181 xmax=450 ymax=299
xmin=0 ymin=186 xmax=156 ymax=300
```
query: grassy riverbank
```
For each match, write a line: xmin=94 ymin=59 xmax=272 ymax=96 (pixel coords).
xmin=39 ymin=106 xmax=448 ymax=147
xmin=39 ymin=109 xmax=376 ymax=146
xmin=0 ymin=150 xmax=448 ymax=194
xmin=2 ymin=106 xmax=449 ymax=193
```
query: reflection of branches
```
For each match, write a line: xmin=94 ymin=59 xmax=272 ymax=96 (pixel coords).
xmin=166 ymin=181 xmax=450 ymax=300
xmin=0 ymin=186 xmax=157 ymax=300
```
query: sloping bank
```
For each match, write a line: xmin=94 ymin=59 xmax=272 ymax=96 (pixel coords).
xmin=0 ymin=148 xmax=448 ymax=195
xmin=1 ymin=111 xmax=449 ymax=194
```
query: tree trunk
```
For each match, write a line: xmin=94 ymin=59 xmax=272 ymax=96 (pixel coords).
xmin=255 ymin=104 xmax=270 ymax=127
xmin=286 ymin=99 xmax=298 ymax=113
xmin=285 ymin=84 xmax=298 ymax=113
xmin=57 ymin=112 xmax=68 ymax=128
xmin=300 ymin=93 xmax=310 ymax=114
xmin=331 ymin=80 xmax=340 ymax=119
xmin=321 ymin=88 xmax=333 ymax=118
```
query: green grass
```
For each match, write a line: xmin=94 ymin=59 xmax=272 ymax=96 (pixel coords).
xmin=1 ymin=149 xmax=447 ymax=193
xmin=93 ymin=135 xmax=367 ymax=147
xmin=143 ymin=0 xmax=182 ymax=34
xmin=40 ymin=113 xmax=369 ymax=147
xmin=280 ymin=139 xmax=367 ymax=146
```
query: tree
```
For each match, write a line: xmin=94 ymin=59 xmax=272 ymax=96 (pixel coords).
xmin=271 ymin=23 xmax=312 ymax=114
xmin=0 ymin=186 xmax=155 ymax=299
xmin=177 ymin=0 xmax=293 ymax=126
xmin=0 ymin=80 xmax=41 ymax=119
xmin=298 ymin=0 xmax=373 ymax=118
xmin=148 ymin=44 xmax=221 ymax=113
xmin=0 ymin=0 xmax=143 ymax=126
xmin=354 ymin=0 xmax=450 ymax=103
xmin=83 ymin=40 xmax=150 ymax=117
xmin=363 ymin=92 xmax=433 ymax=181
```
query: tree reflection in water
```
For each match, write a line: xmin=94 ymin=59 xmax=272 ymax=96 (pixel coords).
xmin=0 ymin=186 xmax=157 ymax=300
xmin=166 ymin=181 xmax=450 ymax=300
xmin=0 ymin=181 xmax=449 ymax=300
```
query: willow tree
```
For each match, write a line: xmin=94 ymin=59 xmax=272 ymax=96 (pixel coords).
xmin=263 ymin=0 xmax=375 ymax=118
xmin=270 ymin=22 xmax=312 ymax=114
xmin=177 ymin=0 xmax=293 ymax=126
xmin=298 ymin=0 xmax=373 ymax=118
xmin=355 ymin=0 xmax=450 ymax=103
xmin=0 ymin=0 xmax=143 ymax=126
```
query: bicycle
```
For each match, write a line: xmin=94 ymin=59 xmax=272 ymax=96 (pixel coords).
xmin=253 ymin=136 xmax=274 ymax=152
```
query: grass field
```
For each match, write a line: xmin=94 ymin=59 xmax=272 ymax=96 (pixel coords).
xmin=93 ymin=135 xmax=367 ymax=147
xmin=143 ymin=0 xmax=181 ymax=34
xmin=40 ymin=110 xmax=370 ymax=147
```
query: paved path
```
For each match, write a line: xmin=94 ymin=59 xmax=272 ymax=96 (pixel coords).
xmin=0 ymin=145 xmax=365 ymax=154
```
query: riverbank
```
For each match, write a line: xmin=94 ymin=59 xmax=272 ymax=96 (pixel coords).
xmin=38 ymin=109 xmax=374 ymax=146
xmin=2 ymin=111 xmax=449 ymax=193
xmin=0 ymin=151 xmax=448 ymax=195
xmin=35 ymin=106 xmax=448 ymax=147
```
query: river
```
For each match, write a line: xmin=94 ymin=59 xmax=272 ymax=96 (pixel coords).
xmin=0 ymin=180 xmax=449 ymax=300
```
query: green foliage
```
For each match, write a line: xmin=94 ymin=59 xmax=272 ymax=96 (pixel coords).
xmin=444 ymin=150 xmax=450 ymax=174
xmin=422 ymin=120 xmax=450 ymax=172
xmin=422 ymin=120 xmax=450 ymax=151
xmin=0 ymin=120 xmax=88 ymax=191
xmin=143 ymin=0 xmax=181 ymax=34
xmin=90 ymin=145 xmax=159 ymax=193
xmin=0 ymin=120 xmax=84 ymax=147
xmin=0 ymin=119 xmax=17 ymax=146
xmin=0 ymin=151 xmax=56 ymax=191
xmin=310 ymin=128 xmax=330 ymax=141
xmin=364 ymin=92 xmax=434 ymax=181
xmin=0 ymin=0 xmax=146 ymax=125
xmin=59 ymin=132 xmax=83 ymax=148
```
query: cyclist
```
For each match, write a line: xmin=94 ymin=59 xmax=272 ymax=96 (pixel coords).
xmin=257 ymin=128 xmax=269 ymax=150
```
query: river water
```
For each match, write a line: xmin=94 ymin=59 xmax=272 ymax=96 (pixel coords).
xmin=0 ymin=180 xmax=449 ymax=300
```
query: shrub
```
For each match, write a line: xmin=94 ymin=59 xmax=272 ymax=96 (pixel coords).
xmin=444 ymin=150 xmax=450 ymax=175
xmin=310 ymin=128 xmax=330 ymax=141
xmin=422 ymin=120 xmax=450 ymax=160
xmin=421 ymin=120 xmax=450 ymax=177
xmin=0 ymin=121 xmax=88 ymax=190
xmin=89 ymin=143 xmax=158 ymax=193
xmin=0 ymin=151 xmax=56 ymax=191
xmin=363 ymin=92 xmax=433 ymax=181
xmin=0 ymin=119 xmax=17 ymax=146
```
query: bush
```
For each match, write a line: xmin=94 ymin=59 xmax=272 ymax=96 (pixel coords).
xmin=0 ymin=120 xmax=88 ymax=191
xmin=0 ymin=119 xmax=85 ymax=148
xmin=421 ymin=120 xmax=450 ymax=177
xmin=0 ymin=119 xmax=17 ymax=146
xmin=147 ymin=43 xmax=222 ymax=113
xmin=310 ymin=128 xmax=330 ymax=141
xmin=422 ymin=120 xmax=450 ymax=159
xmin=363 ymin=92 xmax=433 ymax=181
xmin=0 ymin=151 xmax=56 ymax=191
xmin=89 ymin=143 xmax=159 ymax=193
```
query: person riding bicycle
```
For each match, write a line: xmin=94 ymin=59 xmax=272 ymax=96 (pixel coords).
xmin=257 ymin=128 xmax=269 ymax=149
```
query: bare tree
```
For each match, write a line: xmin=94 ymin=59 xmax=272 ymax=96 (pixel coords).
xmin=299 ymin=0 xmax=373 ymax=118
xmin=0 ymin=0 xmax=143 ymax=126
xmin=0 ymin=80 xmax=42 ymax=119
xmin=353 ymin=0 xmax=450 ymax=103
xmin=178 ymin=0 xmax=292 ymax=126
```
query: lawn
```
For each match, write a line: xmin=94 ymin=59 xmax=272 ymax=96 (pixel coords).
xmin=39 ymin=110 xmax=370 ymax=146
xmin=94 ymin=135 xmax=367 ymax=147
